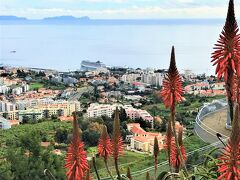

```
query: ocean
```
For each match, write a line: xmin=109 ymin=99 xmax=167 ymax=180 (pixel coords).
xmin=0 ymin=22 xmax=223 ymax=74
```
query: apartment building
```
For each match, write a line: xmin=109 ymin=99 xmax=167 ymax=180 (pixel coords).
xmin=121 ymin=73 xmax=141 ymax=84
xmin=11 ymin=83 xmax=29 ymax=95
xmin=0 ymin=85 xmax=10 ymax=94
xmin=87 ymin=103 xmax=153 ymax=126
xmin=0 ymin=101 xmax=17 ymax=120
xmin=125 ymin=108 xmax=154 ymax=128
xmin=38 ymin=100 xmax=81 ymax=117
xmin=18 ymin=109 xmax=43 ymax=122
xmin=87 ymin=103 xmax=124 ymax=118
xmin=0 ymin=99 xmax=80 ymax=121
xmin=121 ymin=72 xmax=165 ymax=87
xmin=141 ymin=73 xmax=165 ymax=86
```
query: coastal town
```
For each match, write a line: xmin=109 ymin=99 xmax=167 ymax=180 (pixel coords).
xmin=2 ymin=0 xmax=240 ymax=179
xmin=0 ymin=61 xmax=225 ymax=153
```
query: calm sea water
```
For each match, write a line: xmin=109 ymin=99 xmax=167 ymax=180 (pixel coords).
xmin=0 ymin=24 xmax=223 ymax=74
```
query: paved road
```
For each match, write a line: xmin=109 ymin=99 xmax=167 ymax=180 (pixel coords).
xmin=68 ymin=86 xmax=94 ymax=101
xmin=194 ymin=103 xmax=229 ymax=147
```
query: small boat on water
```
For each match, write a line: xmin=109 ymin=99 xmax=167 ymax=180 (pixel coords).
xmin=10 ymin=50 xmax=16 ymax=53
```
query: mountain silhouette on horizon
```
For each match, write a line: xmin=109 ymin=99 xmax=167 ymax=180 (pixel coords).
xmin=0 ymin=15 xmax=225 ymax=25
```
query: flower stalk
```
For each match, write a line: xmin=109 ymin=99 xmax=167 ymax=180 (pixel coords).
xmin=111 ymin=107 xmax=124 ymax=180
xmin=165 ymin=120 xmax=173 ymax=172
xmin=127 ymin=167 xmax=132 ymax=180
xmin=146 ymin=171 xmax=150 ymax=180
xmin=154 ymin=136 xmax=159 ymax=180
xmin=161 ymin=46 xmax=188 ymax=177
xmin=92 ymin=156 xmax=100 ymax=180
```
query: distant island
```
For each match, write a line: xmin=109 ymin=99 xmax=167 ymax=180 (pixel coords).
xmin=0 ymin=15 xmax=225 ymax=25
xmin=43 ymin=15 xmax=90 ymax=21
xmin=0 ymin=15 xmax=27 ymax=21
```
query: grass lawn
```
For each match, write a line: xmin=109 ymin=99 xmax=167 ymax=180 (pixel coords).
xmin=91 ymin=150 xmax=167 ymax=179
xmin=29 ymin=82 xmax=44 ymax=90
xmin=90 ymin=135 xmax=209 ymax=179
xmin=29 ymin=81 xmax=66 ymax=90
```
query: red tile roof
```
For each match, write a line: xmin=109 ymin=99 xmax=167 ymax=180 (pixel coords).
xmin=8 ymin=120 xmax=20 ymax=126
xmin=131 ymin=126 xmax=146 ymax=135
xmin=59 ymin=116 xmax=74 ymax=122
xmin=147 ymin=132 xmax=161 ymax=137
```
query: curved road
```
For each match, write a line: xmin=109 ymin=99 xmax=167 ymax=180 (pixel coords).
xmin=194 ymin=102 xmax=229 ymax=147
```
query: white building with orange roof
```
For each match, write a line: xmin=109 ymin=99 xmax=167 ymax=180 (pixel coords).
xmin=127 ymin=123 xmax=165 ymax=154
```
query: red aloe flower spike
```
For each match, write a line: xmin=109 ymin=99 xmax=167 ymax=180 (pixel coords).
xmin=111 ymin=107 xmax=124 ymax=180
xmin=65 ymin=113 xmax=89 ymax=180
xmin=217 ymin=105 xmax=240 ymax=180
xmin=161 ymin=46 xmax=187 ymax=176
xmin=161 ymin=46 xmax=184 ymax=109
xmin=211 ymin=0 xmax=240 ymax=124
xmin=170 ymin=125 xmax=187 ymax=172
xmin=98 ymin=126 xmax=114 ymax=180
xmin=211 ymin=0 xmax=240 ymax=81
xmin=170 ymin=144 xmax=187 ymax=172
xmin=98 ymin=125 xmax=111 ymax=159
xmin=154 ymin=136 xmax=160 ymax=179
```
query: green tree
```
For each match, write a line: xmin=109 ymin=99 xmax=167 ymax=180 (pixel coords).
xmin=22 ymin=116 xmax=30 ymax=124
xmin=82 ymin=130 xmax=100 ymax=146
xmin=55 ymin=128 xmax=69 ymax=144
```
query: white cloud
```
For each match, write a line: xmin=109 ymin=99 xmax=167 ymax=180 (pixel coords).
xmin=176 ymin=0 xmax=194 ymax=3
xmin=46 ymin=0 xmax=129 ymax=3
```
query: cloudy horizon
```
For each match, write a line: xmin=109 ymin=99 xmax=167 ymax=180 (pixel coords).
xmin=1 ymin=0 xmax=240 ymax=19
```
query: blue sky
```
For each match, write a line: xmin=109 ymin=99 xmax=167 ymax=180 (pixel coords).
xmin=0 ymin=0 xmax=239 ymax=19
